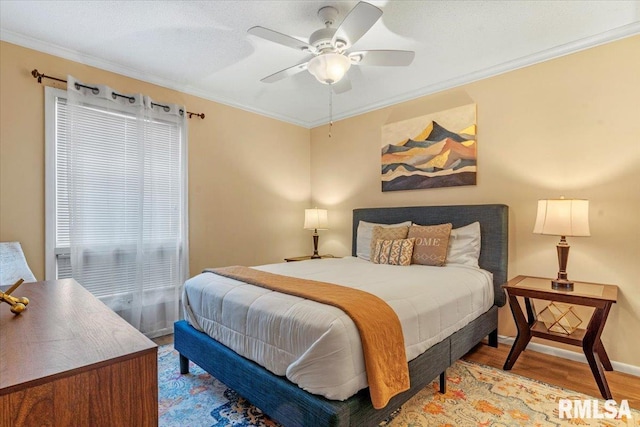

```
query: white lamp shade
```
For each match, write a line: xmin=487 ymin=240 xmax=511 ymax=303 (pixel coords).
xmin=307 ymin=53 xmax=351 ymax=85
xmin=304 ymin=208 xmax=329 ymax=230
xmin=533 ymin=199 xmax=590 ymax=237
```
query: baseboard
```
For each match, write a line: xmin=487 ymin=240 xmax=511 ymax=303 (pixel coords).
xmin=498 ymin=335 xmax=640 ymax=377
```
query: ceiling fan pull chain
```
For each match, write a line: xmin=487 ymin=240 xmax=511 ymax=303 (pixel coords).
xmin=329 ymin=85 xmax=333 ymax=138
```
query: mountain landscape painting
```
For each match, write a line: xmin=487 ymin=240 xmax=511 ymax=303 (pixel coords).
xmin=381 ymin=104 xmax=477 ymax=192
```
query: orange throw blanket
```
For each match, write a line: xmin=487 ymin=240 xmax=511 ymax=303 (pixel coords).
xmin=204 ymin=266 xmax=410 ymax=409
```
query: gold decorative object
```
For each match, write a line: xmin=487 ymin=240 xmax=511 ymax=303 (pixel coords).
xmin=0 ymin=278 xmax=30 ymax=314
xmin=537 ymin=301 xmax=582 ymax=335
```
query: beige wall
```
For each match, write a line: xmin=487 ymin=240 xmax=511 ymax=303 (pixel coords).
xmin=0 ymin=41 xmax=311 ymax=279
xmin=310 ymin=35 xmax=640 ymax=367
xmin=2 ymin=35 xmax=639 ymax=368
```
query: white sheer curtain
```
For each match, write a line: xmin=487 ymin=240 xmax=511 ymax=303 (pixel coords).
xmin=66 ymin=76 xmax=188 ymax=337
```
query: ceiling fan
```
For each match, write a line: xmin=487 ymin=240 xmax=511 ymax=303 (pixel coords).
xmin=247 ymin=1 xmax=415 ymax=94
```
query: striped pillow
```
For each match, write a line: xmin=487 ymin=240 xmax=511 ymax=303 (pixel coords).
xmin=372 ymin=238 xmax=415 ymax=266
xmin=370 ymin=225 xmax=410 ymax=260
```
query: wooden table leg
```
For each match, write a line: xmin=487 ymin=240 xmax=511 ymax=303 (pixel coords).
xmin=524 ymin=297 xmax=536 ymax=326
xmin=595 ymin=338 xmax=613 ymax=371
xmin=504 ymin=294 xmax=532 ymax=370
xmin=583 ymin=303 xmax=613 ymax=399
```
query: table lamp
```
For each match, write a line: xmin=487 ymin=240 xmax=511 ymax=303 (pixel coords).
xmin=533 ymin=198 xmax=590 ymax=291
xmin=304 ymin=208 xmax=328 ymax=259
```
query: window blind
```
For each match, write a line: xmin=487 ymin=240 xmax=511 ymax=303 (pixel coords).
xmin=53 ymin=95 xmax=184 ymax=299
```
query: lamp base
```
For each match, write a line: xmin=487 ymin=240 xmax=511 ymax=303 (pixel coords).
xmin=552 ymin=238 xmax=573 ymax=291
xmin=311 ymin=232 xmax=320 ymax=259
xmin=551 ymin=278 xmax=574 ymax=292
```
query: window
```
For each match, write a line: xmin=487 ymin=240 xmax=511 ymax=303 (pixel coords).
xmin=45 ymin=86 xmax=187 ymax=336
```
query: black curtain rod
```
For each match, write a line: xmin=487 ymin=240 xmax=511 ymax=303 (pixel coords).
xmin=31 ymin=69 xmax=205 ymax=120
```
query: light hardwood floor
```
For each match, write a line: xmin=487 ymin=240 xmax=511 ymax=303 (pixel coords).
xmin=464 ymin=342 xmax=640 ymax=410
xmin=153 ymin=335 xmax=640 ymax=410
xmin=153 ymin=334 xmax=173 ymax=347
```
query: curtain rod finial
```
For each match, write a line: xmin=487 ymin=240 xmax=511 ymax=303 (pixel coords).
xmin=187 ymin=112 xmax=205 ymax=120
xmin=31 ymin=69 xmax=43 ymax=83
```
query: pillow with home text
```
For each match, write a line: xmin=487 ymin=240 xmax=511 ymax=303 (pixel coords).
xmin=407 ymin=223 xmax=452 ymax=266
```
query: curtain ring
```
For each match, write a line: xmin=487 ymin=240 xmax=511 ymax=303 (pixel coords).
xmin=92 ymin=87 xmax=99 ymax=95
xmin=111 ymin=92 xmax=117 ymax=100
xmin=129 ymin=97 xmax=135 ymax=104
xmin=179 ymin=109 xmax=184 ymax=117
xmin=163 ymin=105 xmax=170 ymax=112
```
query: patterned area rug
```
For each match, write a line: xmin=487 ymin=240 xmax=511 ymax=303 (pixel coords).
xmin=158 ymin=345 xmax=639 ymax=426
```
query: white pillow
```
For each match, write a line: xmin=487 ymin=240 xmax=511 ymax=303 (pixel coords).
xmin=356 ymin=220 xmax=412 ymax=261
xmin=445 ymin=222 xmax=481 ymax=268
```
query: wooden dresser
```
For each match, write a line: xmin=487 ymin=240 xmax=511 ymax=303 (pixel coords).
xmin=0 ymin=279 xmax=158 ymax=426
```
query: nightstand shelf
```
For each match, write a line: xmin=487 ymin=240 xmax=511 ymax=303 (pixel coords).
xmin=530 ymin=321 xmax=586 ymax=346
xmin=502 ymin=275 xmax=618 ymax=400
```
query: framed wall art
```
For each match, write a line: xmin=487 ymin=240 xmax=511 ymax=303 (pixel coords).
xmin=381 ymin=103 xmax=477 ymax=192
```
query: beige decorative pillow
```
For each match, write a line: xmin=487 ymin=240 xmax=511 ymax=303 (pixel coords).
xmin=372 ymin=238 xmax=415 ymax=266
xmin=370 ymin=226 xmax=409 ymax=259
xmin=356 ymin=220 xmax=412 ymax=261
xmin=407 ymin=223 xmax=453 ymax=266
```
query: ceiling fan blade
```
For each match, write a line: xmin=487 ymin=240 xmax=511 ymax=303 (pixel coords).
xmin=248 ymin=26 xmax=317 ymax=54
xmin=261 ymin=61 xmax=310 ymax=83
xmin=332 ymin=2 xmax=382 ymax=48
xmin=349 ymin=50 xmax=415 ymax=66
xmin=332 ymin=75 xmax=352 ymax=94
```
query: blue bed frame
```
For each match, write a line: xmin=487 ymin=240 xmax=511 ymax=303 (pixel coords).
xmin=174 ymin=204 xmax=508 ymax=426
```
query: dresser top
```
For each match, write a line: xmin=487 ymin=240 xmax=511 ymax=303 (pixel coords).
xmin=0 ymin=279 xmax=156 ymax=394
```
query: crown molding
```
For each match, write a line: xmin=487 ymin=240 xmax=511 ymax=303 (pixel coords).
xmin=308 ymin=22 xmax=640 ymax=128
xmin=3 ymin=22 xmax=640 ymax=129
xmin=0 ymin=29 xmax=311 ymax=128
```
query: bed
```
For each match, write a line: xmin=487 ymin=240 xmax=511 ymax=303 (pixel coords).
xmin=174 ymin=204 xmax=508 ymax=426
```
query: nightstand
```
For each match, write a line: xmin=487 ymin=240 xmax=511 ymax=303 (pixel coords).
xmin=284 ymin=254 xmax=335 ymax=262
xmin=502 ymin=275 xmax=618 ymax=399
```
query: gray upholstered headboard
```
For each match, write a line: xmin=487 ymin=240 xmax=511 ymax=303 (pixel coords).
xmin=352 ymin=204 xmax=508 ymax=307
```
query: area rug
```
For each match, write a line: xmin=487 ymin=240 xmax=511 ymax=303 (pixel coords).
xmin=158 ymin=345 xmax=639 ymax=426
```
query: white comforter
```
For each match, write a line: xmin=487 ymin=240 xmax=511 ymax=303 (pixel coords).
xmin=182 ymin=256 xmax=493 ymax=401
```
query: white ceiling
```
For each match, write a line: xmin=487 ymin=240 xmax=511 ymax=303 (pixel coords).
xmin=1 ymin=1 xmax=639 ymax=127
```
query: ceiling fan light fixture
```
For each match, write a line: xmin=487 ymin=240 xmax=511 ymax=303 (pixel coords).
xmin=307 ymin=53 xmax=351 ymax=85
